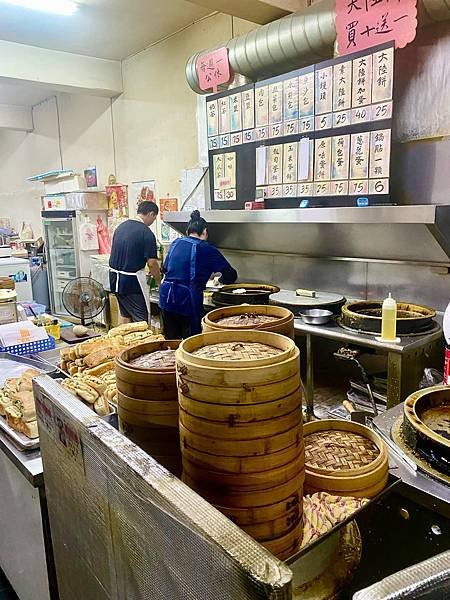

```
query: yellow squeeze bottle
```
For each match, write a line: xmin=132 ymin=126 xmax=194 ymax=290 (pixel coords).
xmin=381 ymin=292 xmax=397 ymax=341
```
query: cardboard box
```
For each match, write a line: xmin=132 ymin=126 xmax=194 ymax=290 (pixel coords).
xmin=44 ymin=175 xmax=87 ymax=195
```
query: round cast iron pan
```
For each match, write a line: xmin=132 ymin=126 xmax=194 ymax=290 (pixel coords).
xmin=212 ymin=283 xmax=280 ymax=306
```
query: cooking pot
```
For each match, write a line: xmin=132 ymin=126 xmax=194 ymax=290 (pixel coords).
xmin=212 ymin=283 xmax=280 ymax=307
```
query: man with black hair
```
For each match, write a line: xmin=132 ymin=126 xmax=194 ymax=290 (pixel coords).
xmin=109 ymin=201 xmax=160 ymax=323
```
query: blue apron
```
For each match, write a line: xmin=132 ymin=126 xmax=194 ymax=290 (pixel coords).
xmin=159 ymin=237 xmax=203 ymax=334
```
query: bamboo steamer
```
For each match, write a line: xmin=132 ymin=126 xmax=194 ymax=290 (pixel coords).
xmin=182 ymin=452 xmax=304 ymax=491
xmin=217 ymin=494 xmax=301 ymax=525
xmin=182 ymin=442 xmax=303 ymax=474
xmin=202 ymin=305 xmax=295 ymax=339
xmin=177 ymin=373 xmax=300 ymax=405
xmin=183 ymin=471 xmax=305 ymax=508
xmin=303 ymin=420 xmax=388 ymax=499
xmin=178 ymin=388 xmax=301 ymax=422
xmin=261 ymin=521 xmax=303 ymax=561
xmin=238 ymin=507 xmax=301 ymax=541
xmin=177 ymin=330 xmax=304 ymax=559
xmin=116 ymin=340 xmax=181 ymax=475
xmin=179 ymin=422 xmax=302 ymax=457
xmin=179 ymin=407 xmax=302 ymax=440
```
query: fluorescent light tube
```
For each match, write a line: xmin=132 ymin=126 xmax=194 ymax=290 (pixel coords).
xmin=0 ymin=1 xmax=78 ymax=16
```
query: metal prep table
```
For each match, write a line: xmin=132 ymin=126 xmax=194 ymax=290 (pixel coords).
xmin=0 ymin=431 xmax=57 ymax=600
xmin=294 ymin=318 xmax=443 ymax=418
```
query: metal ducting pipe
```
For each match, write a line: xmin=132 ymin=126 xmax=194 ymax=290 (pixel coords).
xmin=186 ymin=0 xmax=450 ymax=94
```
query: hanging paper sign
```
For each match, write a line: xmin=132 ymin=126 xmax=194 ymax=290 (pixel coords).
xmin=336 ymin=0 xmax=417 ymax=55
xmin=196 ymin=47 xmax=232 ymax=93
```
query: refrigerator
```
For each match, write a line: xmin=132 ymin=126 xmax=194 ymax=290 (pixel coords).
xmin=0 ymin=257 xmax=32 ymax=302
xmin=42 ymin=209 xmax=108 ymax=317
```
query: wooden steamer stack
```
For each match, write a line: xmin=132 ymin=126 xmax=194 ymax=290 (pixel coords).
xmin=115 ymin=340 xmax=182 ymax=476
xmin=176 ymin=330 xmax=304 ymax=560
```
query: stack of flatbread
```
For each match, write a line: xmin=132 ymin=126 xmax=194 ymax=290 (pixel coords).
xmin=0 ymin=368 xmax=41 ymax=438
xmin=59 ymin=322 xmax=164 ymax=414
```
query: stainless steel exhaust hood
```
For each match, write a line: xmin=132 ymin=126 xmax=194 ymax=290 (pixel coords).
xmin=165 ymin=205 xmax=450 ymax=264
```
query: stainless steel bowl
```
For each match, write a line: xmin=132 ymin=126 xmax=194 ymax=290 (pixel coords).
xmin=299 ymin=309 xmax=334 ymax=325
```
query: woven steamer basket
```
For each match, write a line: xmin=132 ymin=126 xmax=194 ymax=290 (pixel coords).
xmin=115 ymin=340 xmax=181 ymax=475
xmin=176 ymin=330 xmax=304 ymax=560
xmin=202 ymin=304 xmax=295 ymax=339
xmin=303 ymin=420 xmax=388 ymax=498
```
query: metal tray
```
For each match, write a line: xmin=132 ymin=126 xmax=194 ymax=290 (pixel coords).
xmin=0 ymin=415 xmax=39 ymax=450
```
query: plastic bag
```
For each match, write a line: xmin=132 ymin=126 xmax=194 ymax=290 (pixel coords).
xmin=96 ymin=216 xmax=111 ymax=254
xmin=21 ymin=222 xmax=34 ymax=240
xmin=419 ymin=368 xmax=443 ymax=389
xmin=79 ymin=218 xmax=99 ymax=251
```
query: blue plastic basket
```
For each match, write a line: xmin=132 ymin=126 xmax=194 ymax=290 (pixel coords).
xmin=0 ymin=335 xmax=56 ymax=356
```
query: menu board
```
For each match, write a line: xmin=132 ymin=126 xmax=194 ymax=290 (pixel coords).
xmin=206 ymin=42 xmax=394 ymax=209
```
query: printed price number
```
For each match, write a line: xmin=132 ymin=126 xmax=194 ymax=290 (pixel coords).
xmin=283 ymin=184 xmax=297 ymax=198
xmin=208 ymin=137 xmax=219 ymax=150
xmin=257 ymin=127 xmax=268 ymax=141
xmin=220 ymin=134 xmax=231 ymax=148
xmin=350 ymin=180 xmax=369 ymax=195
xmin=214 ymin=189 xmax=225 ymax=201
xmin=268 ymin=185 xmax=283 ymax=198
xmin=372 ymin=103 xmax=392 ymax=121
xmin=298 ymin=183 xmax=313 ymax=197
xmin=314 ymin=182 xmax=330 ymax=196
xmin=300 ymin=117 xmax=313 ymax=133
xmin=352 ymin=107 xmax=371 ymax=124
xmin=284 ymin=121 xmax=298 ymax=136
xmin=316 ymin=114 xmax=333 ymax=131
xmin=243 ymin=130 xmax=254 ymax=144
xmin=224 ymin=188 xmax=236 ymax=201
xmin=230 ymin=133 xmax=242 ymax=146
xmin=270 ymin=124 xmax=282 ymax=138
xmin=369 ymin=179 xmax=389 ymax=195
xmin=333 ymin=111 xmax=350 ymax=128
xmin=333 ymin=181 xmax=349 ymax=195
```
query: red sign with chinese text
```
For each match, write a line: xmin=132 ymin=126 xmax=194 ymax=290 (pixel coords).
xmin=196 ymin=47 xmax=232 ymax=93
xmin=336 ymin=0 xmax=417 ymax=55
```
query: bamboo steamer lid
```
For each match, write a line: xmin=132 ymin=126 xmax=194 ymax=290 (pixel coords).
xmin=181 ymin=442 xmax=303 ymax=474
xmin=177 ymin=373 xmax=301 ymax=405
xmin=183 ymin=470 xmax=305 ymax=508
xmin=303 ymin=420 xmax=388 ymax=498
xmin=176 ymin=331 xmax=299 ymax=388
xmin=202 ymin=305 xmax=294 ymax=339
xmin=178 ymin=388 xmax=301 ymax=423
xmin=115 ymin=340 xmax=180 ymax=389
xmin=179 ymin=422 xmax=302 ymax=457
xmin=217 ymin=495 xmax=302 ymax=525
xmin=182 ymin=453 xmax=304 ymax=491
xmin=179 ymin=407 xmax=302 ymax=440
xmin=260 ymin=521 xmax=303 ymax=560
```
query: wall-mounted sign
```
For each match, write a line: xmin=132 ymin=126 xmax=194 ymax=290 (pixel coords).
xmin=336 ymin=0 xmax=417 ymax=55
xmin=197 ymin=47 xmax=232 ymax=93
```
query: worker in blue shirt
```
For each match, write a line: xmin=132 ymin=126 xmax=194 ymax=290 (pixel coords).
xmin=159 ymin=210 xmax=237 ymax=338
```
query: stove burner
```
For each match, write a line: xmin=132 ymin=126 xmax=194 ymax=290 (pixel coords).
xmin=336 ymin=318 xmax=440 ymax=338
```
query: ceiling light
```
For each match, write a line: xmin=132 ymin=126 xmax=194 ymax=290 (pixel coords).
xmin=0 ymin=1 xmax=78 ymax=16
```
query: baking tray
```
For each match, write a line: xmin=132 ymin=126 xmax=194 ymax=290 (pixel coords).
xmin=0 ymin=353 xmax=56 ymax=450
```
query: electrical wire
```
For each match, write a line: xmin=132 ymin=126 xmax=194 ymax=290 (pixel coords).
xmin=179 ymin=167 xmax=209 ymax=211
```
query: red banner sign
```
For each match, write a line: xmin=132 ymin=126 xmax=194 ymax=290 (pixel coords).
xmin=336 ymin=0 xmax=417 ymax=55
xmin=196 ymin=47 xmax=232 ymax=93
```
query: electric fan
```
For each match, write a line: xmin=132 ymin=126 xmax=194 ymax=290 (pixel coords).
xmin=60 ymin=277 xmax=107 ymax=343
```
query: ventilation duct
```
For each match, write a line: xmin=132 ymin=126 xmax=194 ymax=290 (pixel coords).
xmin=186 ymin=0 xmax=450 ymax=94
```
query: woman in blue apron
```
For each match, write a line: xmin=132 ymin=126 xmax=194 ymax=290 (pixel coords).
xmin=159 ymin=211 xmax=237 ymax=339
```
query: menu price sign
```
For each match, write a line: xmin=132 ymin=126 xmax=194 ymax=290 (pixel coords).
xmin=336 ymin=0 xmax=417 ymax=55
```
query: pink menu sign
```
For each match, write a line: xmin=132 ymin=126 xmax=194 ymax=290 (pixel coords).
xmin=336 ymin=0 xmax=417 ymax=55
xmin=197 ymin=47 xmax=232 ymax=93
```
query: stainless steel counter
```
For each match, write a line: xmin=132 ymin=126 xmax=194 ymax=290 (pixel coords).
xmin=0 ymin=429 xmax=43 ymax=487
xmin=373 ymin=404 xmax=449 ymax=518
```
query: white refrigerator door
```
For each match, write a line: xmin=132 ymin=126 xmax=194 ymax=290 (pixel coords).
xmin=43 ymin=216 xmax=80 ymax=316
xmin=0 ymin=257 xmax=32 ymax=302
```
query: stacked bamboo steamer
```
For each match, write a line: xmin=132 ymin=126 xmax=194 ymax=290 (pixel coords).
xmin=176 ymin=330 xmax=304 ymax=560
xmin=115 ymin=340 xmax=182 ymax=476
xmin=303 ymin=420 xmax=388 ymax=498
xmin=202 ymin=305 xmax=295 ymax=339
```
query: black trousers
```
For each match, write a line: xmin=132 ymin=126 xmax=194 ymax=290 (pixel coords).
xmin=161 ymin=310 xmax=194 ymax=339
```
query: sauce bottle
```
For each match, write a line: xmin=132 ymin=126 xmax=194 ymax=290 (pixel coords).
xmin=381 ymin=292 xmax=397 ymax=341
